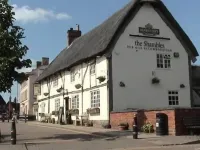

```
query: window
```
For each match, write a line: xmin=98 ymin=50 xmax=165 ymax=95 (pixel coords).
xmin=157 ymin=54 xmax=171 ymax=69
xmin=70 ymin=70 xmax=75 ymax=82
xmin=71 ymin=95 xmax=79 ymax=109
xmin=90 ymin=63 xmax=96 ymax=75
xmin=91 ymin=90 xmax=100 ymax=108
xmin=168 ymin=91 xmax=179 ymax=106
xmin=53 ymin=76 xmax=58 ymax=87
xmin=41 ymin=102 xmax=45 ymax=113
xmin=55 ymin=99 xmax=60 ymax=111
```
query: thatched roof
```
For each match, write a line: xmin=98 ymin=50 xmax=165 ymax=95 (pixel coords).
xmin=36 ymin=0 xmax=199 ymax=82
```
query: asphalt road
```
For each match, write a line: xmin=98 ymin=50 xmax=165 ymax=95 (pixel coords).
xmin=1 ymin=122 xmax=200 ymax=150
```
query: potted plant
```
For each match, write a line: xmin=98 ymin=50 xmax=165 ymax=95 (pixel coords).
xmin=141 ymin=122 xmax=154 ymax=133
xmin=152 ymin=77 xmax=160 ymax=84
xmin=75 ymin=84 xmax=82 ymax=89
xmin=118 ymin=123 xmax=129 ymax=131
xmin=96 ymin=76 xmax=106 ymax=83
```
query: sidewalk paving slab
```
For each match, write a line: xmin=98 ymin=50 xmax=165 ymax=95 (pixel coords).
xmin=27 ymin=121 xmax=200 ymax=146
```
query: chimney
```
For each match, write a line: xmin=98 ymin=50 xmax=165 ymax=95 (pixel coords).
xmin=36 ymin=61 xmax=42 ymax=68
xmin=41 ymin=57 xmax=49 ymax=66
xmin=67 ymin=24 xmax=81 ymax=46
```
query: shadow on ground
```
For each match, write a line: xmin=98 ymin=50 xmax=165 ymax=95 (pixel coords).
xmin=18 ymin=130 xmax=135 ymax=143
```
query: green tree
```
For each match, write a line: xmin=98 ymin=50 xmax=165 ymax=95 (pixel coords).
xmin=0 ymin=0 xmax=32 ymax=92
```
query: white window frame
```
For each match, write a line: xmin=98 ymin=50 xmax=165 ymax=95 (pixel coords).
xmin=91 ymin=90 xmax=100 ymax=108
xmin=71 ymin=95 xmax=79 ymax=109
xmin=70 ymin=70 xmax=75 ymax=82
xmin=53 ymin=76 xmax=58 ymax=87
xmin=55 ymin=99 xmax=60 ymax=111
xmin=168 ymin=91 xmax=179 ymax=106
xmin=157 ymin=53 xmax=171 ymax=69
xmin=90 ymin=63 xmax=96 ymax=75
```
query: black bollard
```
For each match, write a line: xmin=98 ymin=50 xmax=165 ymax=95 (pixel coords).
xmin=25 ymin=114 xmax=27 ymax=123
xmin=11 ymin=118 xmax=16 ymax=145
xmin=2 ymin=116 xmax=4 ymax=122
xmin=133 ymin=114 xmax=138 ymax=139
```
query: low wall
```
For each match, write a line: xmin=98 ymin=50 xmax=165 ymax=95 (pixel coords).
xmin=110 ymin=108 xmax=200 ymax=135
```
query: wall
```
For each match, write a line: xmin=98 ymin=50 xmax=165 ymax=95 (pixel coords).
xmin=37 ymin=56 xmax=109 ymax=124
xmin=110 ymin=108 xmax=200 ymax=136
xmin=110 ymin=109 xmax=175 ymax=135
xmin=112 ymin=4 xmax=191 ymax=111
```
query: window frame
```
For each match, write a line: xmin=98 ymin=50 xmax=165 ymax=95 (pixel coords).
xmin=91 ymin=90 xmax=100 ymax=108
xmin=55 ymin=98 xmax=60 ymax=111
xmin=156 ymin=53 xmax=171 ymax=69
xmin=168 ymin=90 xmax=179 ymax=106
xmin=71 ymin=95 xmax=79 ymax=109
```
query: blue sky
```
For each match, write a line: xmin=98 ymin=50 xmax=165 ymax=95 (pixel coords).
xmin=2 ymin=0 xmax=200 ymax=101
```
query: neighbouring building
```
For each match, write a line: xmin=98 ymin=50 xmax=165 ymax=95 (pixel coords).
xmin=0 ymin=95 xmax=6 ymax=114
xmin=191 ymin=65 xmax=200 ymax=106
xmin=19 ymin=57 xmax=49 ymax=117
xmin=35 ymin=0 xmax=199 ymax=135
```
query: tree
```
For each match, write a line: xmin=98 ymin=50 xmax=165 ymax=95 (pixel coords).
xmin=0 ymin=0 xmax=32 ymax=92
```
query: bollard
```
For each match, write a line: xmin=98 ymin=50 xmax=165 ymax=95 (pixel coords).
xmin=11 ymin=118 xmax=16 ymax=145
xmin=133 ymin=114 xmax=138 ymax=139
xmin=25 ymin=114 xmax=27 ymax=123
xmin=0 ymin=129 xmax=1 ymax=143
xmin=2 ymin=115 xmax=4 ymax=122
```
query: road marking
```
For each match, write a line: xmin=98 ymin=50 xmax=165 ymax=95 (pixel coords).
xmin=27 ymin=123 xmax=108 ymax=139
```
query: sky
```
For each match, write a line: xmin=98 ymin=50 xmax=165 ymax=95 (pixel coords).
xmin=1 ymin=0 xmax=200 ymax=102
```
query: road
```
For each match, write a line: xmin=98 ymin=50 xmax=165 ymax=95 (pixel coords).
xmin=0 ymin=122 xmax=200 ymax=150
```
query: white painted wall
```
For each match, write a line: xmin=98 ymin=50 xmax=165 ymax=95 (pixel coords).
xmin=37 ymin=56 xmax=108 ymax=122
xmin=20 ymin=66 xmax=48 ymax=116
xmin=112 ymin=4 xmax=191 ymax=111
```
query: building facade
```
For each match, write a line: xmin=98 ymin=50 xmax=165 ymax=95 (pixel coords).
xmin=35 ymin=0 xmax=199 ymax=127
xmin=19 ymin=58 xmax=49 ymax=116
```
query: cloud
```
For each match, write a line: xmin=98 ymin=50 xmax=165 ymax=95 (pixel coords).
xmin=12 ymin=4 xmax=72 ymax=24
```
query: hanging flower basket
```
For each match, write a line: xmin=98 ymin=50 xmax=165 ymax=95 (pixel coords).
xmin=152 ymin=77 xmax=160 ymax=84
xmin=56 ymin=87 xmax=62 ymax=93
xmin=87 ymin=108 xmax=100 ymax=115
xmin=44 ymin=92 xmax=49 ymax=96
xmin=68 ymin=109 xmax=79 ymax=115
xmin=75 ymin=84 xmax=82 ymax=89
xmin=96 ymin=76 xmax=106 ymax=83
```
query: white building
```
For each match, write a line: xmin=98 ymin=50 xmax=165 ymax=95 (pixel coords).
xmin=19 ymin=58 xmax=49 ymax=116
xmin=35 ymin=0 xmax=199 ymax=126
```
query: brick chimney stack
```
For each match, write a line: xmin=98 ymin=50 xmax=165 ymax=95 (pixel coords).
xmin=41 ymin=57 xmax=49 ymax=66
xmin=36 ymin=61 xmax=42 ymax=68
xmin=67 ymin=24 xmax=81 ymax=46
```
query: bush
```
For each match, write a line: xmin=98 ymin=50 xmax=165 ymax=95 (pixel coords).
xmin=141 ymin=122 xmax=154 ymax=133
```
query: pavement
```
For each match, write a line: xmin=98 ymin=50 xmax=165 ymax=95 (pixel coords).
xmin=1 ymin=121 xmax=200 ymax=150
xmin=26 ymin=121 xmax=200 ymax=146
